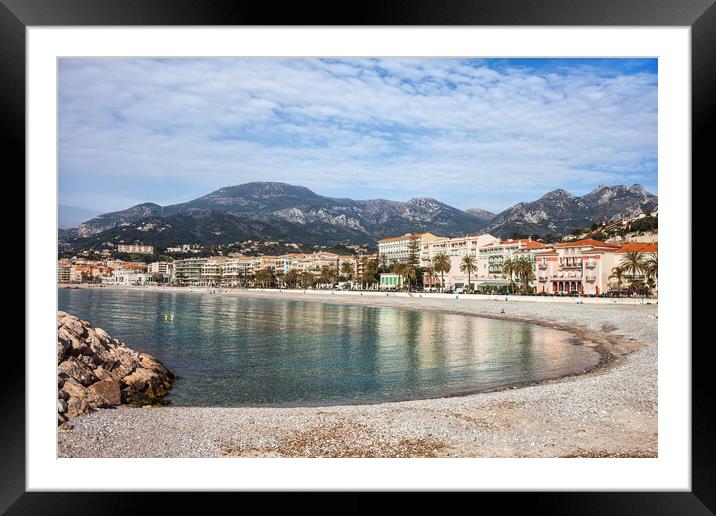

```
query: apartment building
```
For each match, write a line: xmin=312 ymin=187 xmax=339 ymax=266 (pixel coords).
xmin=354 ymin=254 xmax=378 ymax=279
xmin=222 ymin=255 xmax=263 ymax=286
xmin=420 ymin=233 xmax=499 ymax=266
xmin=117 ymin=243 xmax=155 ymax=255
xmin=477 ymin=239 xmax=545 ymax=281
xmin=104 ymin=269 xmax=151 ymax=286
xmin=378 ymin=233 xmax=442 ymax=264
xmin=147 ymin=261 xmax=174 ymax=279
xmin=535 ymin=239 xmax=623 ymax=295
xmin=57 ymin=259 xmax=71 ymax=283
xmin=173 ymin=257 xmax=207 ymax=286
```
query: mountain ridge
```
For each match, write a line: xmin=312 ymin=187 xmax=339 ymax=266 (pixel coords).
xmin=65 ymin=182 xmax=657 ymax=248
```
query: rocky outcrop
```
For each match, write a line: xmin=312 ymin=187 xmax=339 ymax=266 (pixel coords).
xmin=57 ymin=311 xmax=174 ymax=425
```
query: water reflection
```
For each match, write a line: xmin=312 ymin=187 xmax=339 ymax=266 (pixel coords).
xmin=58 ymin=289 xmax=601 ymax=407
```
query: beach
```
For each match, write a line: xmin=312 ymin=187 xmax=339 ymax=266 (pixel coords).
xmin=57 ymin=286 xmax=658 ymax=458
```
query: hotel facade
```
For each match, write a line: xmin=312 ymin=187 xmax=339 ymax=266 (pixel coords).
xmin=377 ymin=233 xmax=442 ymax=264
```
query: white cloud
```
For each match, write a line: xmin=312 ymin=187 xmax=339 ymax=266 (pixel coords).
xmin=59 ymin=58 xmax=657 ymax=212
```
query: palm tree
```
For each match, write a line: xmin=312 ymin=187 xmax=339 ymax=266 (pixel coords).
xmin=423 ymin=266 xmax=438 ymax=292
xmin=394 ymin=262 xmax=416 ymax=290
xmin=433 ymin=253 xmax=451 ymax=292
xmin=502 ymin=258 xmax=518 ymax=294
xmin=319 ymin=265 xmax=337 ymax=286
xmin=515 ymin=256 xmax=535 ymax=294
xmin=609 ymin=265 xmax=626 ymax=292
xmin=274 ymin=270 xmax=285 ymax=288
xmin=643 ymin=253 xmax=658 ymax=281
xmin=340 ymin=262 xmax=353 ymax=282
xmin=300 ymin=271 xmax=315 ymax=288
xmin=254 ymin=269 xmax=274 ymax=288
xmin=284 ymin=269 xmax=299 ymax=288
xmin=642 ymin=252 xmax=658 ymax=296
xmin=620 ymin=251 xmax=646 ymax=286
xmin=460 ymin=256 xmax=478 ymax=293
xmin=361 ymin=259 xmax=379 ymax=289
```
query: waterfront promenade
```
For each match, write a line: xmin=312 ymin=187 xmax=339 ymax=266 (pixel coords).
xmin=58 ymin=286 xmax=658 ymax=458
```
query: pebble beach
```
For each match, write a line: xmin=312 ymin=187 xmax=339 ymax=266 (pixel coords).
xmin=57 ymin=288 xmax=658 ymax=458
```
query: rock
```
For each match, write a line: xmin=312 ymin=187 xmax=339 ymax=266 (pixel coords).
xmin=62 ymin=377 xmax=87 ymax=399
xmin=65 ymin=396 xmax=90 ymax=418
xmin=58 ymin=356 xmax=99 ymax=386
xmin=88 ymin=379 xmax=122 ymax=406
xmin=57 ymin=311 xmax=174 ymax=421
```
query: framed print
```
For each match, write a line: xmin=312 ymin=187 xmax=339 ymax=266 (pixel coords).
xmin=6 ymin=0 xmax=709 ymax=512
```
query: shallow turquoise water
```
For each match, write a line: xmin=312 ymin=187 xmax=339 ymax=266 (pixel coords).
xmin=58 ymin=288 xmax=601 ymax=407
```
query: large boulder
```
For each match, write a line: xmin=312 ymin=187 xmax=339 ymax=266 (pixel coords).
xmin=57 ymin=311 xmax=174 ymax=423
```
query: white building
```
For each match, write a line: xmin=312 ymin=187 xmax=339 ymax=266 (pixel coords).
xmin=104 ymin=269 xmax=151 ymax=286
xmin=147 ymin=261 xmax=174 ymax=280
xmin=378 ymin=233 xmax=442 ymax=264
xmin=117 ymin=243 xmax=155 ymax=255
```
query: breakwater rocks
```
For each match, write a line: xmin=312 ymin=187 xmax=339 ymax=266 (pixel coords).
xmin=57 ymin=311 xmax=174 ymax=425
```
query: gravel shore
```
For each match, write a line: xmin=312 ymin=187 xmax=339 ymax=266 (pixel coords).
xmin=58 ymin=290 xmax=658 ymax=458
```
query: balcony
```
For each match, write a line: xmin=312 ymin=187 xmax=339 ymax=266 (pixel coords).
xmin=538 ymin=263 xmax=548 ymax=269
xmin=585 ymin=275 xmax=596 ymax=282
xmin=585 ymin=261 xmax=596 ymax=268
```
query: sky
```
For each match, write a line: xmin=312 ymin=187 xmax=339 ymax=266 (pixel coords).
xmin=59 ymin=58 xmax=657 ymax=215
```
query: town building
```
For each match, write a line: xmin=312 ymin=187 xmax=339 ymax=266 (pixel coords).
xmin=147 ymin=261 xmax=174 ymax=279
xmin=420 ymin=233 xmax=499 ymax=266
xmin=104 ymin=269 xmax=151 ymax=286
xmin=535 ymin=239 xmax=624 ymax=295
xmin=117 ymin=243 xmax=155 ymax=255
xmin=379 ymin=273 xmax=404 ymax=289
xmin=173 ymin=257 xmax=207 ymax=286
xmin=354 ymin=254 xmax=378 ymax=280
xmin=378 ymin=233 xmax=442 ymax=264
xmin=57 ymin=259 xmax=72 ymax=283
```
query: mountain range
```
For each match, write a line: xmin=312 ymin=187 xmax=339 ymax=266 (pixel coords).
xmin=59 ymin=182 xmax=657 ymax=249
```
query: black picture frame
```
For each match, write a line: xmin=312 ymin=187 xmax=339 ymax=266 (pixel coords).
xmin=5 ymin=0 xmax=706 ymax=512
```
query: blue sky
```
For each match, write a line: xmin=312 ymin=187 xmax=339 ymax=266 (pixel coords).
xmin=59 ymin=58 xmax=657 ymax=215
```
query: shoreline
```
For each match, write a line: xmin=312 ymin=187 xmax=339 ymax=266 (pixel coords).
xmin=59 ymin=282 xmax=657 ymax=305
xmin=58 ymin=284 xmax=658 ymax=458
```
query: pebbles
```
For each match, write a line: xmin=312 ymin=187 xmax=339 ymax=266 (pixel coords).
xmin=58 ymin=294 xmax=658 ymax=458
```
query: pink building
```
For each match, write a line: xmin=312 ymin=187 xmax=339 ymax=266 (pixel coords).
xmin=535 ymin=239 xmax=623 ymax=295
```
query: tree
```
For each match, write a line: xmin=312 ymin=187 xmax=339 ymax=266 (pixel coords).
xmin=254 ymin=269 xmax=274 ymax=288
xmin=643 ymin=253 xmax=658 ymax=281
xmin=275 ymin=270 xmax=285 ymax=288
xmin=514 ymin=256 xmax=535 ymax=294
xmin=284 ymin=269 xmax=299 ymax=288
xmin=433 ymin=253 xmax=451 ymax=292
xmin=340 ymin=261 xmax=353 ymax=282
xmin=361 ymin=259 xmax=379 ymax=289
xmin=423 ymin=266 xmax=438 ymax=291
xmin=620 ymin=251 xmax=646 ymax=286
xmin=502 ymin=258 xmax=518 ymax=293
xmin=300 ymin=271 xmax=315 ymax=288
xmin=643 ymin=252 xmax=658 ymax=295
xmin=319 ymin=265 xmax=338 ymax=286
xmin=609 ymin=265 xmax=626 ymax=292
xmin=393 ymin=262 xmax=416 ymax=290
xmin=407 ymin=236 xmax=421 ymax=268
xmin=460 ymin=256 xmax=478 ymax=293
